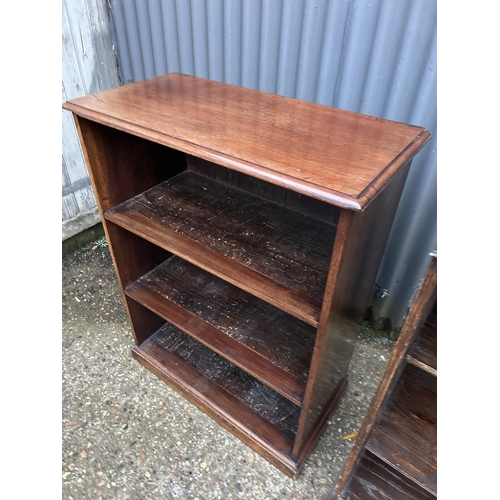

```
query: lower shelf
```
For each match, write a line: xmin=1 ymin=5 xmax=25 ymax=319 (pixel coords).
xmin=125 ymin=255 xmax=315 ymax=405
xmin=133 ymin=321 xmax=302 ymax=477
xmin=106 ymin=170 xmax=337 ymax=327
xmin=366 ymin=364 xmax=437 ymax=496
xmin=343 ymin=451 xmax=435 ymax=500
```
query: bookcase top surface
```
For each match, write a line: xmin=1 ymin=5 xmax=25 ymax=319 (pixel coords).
xmin=64 ymin=73 xmax=430 ymax=210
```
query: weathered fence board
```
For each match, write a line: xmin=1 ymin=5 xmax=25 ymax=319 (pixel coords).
xmin=62 ymin=0 xmax=120 ymax=240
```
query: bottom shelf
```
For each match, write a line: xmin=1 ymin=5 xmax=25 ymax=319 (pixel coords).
xmin=133 ymin=321 xmax=302 ymax=477
xmin=366 ymin=364 xmax=436 ymax=495
xmin=343 ymin=451 xmax=435 ymax=500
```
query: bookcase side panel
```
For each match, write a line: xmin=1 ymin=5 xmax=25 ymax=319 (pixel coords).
xmin=293 ymin=162 xmax=411 ymax=459
xmin=74 ymin=116 xmax=187 ymax=212
xmin=72 ymin=116 xmax=186 ymax=344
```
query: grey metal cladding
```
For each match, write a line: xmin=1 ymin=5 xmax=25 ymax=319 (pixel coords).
xmin=108 ymin=0 xmax=437 ymax=329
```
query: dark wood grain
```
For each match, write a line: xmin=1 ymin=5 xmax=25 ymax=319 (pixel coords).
xmin=72 ymin=115 xmax=183 ymax=345
xmin=104 ymin=221 xmax=170 ymax=289
xmin=286 ymin=191 xmax=341 ymax=226
xmin=124 ymin=295 xmax=167 ymax=346
xmin=134 ymin=322 xmax=301 ymax=477
xmin=144 ymin=324 xmax=301 ymax=436
xmin=342 ymin=451 xmax=435 ymax=500
xmin=295 ymin=378 xmax=347 ymax=472
xmin=425 ymin=304 xmax=437 ymax=328
xmin=188 ymin=156 xmax=341 ymax=225
xmin=330 ymin=256 xmax=437 ymax=498
xmin=366 ymin=364 xmax=437 ymax=495
xmin=125 ymin=256 xmax=316 ymax=405
xmin=64 ymin=73 xmax=430 ymax=210
xmin=407 ymin=303 xmax=437 ymax=376
xmin=293 ymin=162 xmax=411 ymax=458
xmin=94 ymin=222 xmax=171 ymax=345
xmin=74 ymin=116 xmax=186 ymax=212
xmin=187 ymin=155 xmax=287 ymax=206
xmin=106 ymin=171 xmax=336 ymax=326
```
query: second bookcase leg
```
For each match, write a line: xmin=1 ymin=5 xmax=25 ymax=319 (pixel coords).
xmin=292 ymin=162 xmax=411 ymax=460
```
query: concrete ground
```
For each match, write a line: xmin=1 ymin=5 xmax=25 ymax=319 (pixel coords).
xmin=62 ymin=236 xmax=395 ymax=500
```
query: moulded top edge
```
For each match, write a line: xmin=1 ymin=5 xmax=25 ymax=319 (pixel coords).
xmin=63 ymin=73 xmax=431 ymax=211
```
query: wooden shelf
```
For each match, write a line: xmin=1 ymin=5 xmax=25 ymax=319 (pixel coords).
xmin=346 ymin=451 xmax=435 ymax=500
xmin=366 ymin=364 xmax=437 ymax=496
xmin=106 ymin=171 xmax=336 ymax=327
xmin=407 ymin=303 xmax=437 ymax=376
xmin=125 ymin=255 xmax=316 ymax=405
xmin=133 ymin=321 xmax=300 ymax=475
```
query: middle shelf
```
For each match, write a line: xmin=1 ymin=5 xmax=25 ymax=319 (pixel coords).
xmin=105 ymin=170 xmax=337 ymax=327
xmin=125 ymin=255 xmax=316 ymax=406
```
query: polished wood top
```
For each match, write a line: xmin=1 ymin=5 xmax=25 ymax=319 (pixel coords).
xmin=63 ymin=73 xmax=430 ymax=210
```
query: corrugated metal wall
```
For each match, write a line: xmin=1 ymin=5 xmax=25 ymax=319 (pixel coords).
xmin=107 ymin=0 xmax=436 ymax=329
xmin=62 ymin=0 xmax=121 ymax=240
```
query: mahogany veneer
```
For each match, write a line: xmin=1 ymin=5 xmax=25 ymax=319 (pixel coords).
xmin=63 ymin=73 xmax=430 ymax=478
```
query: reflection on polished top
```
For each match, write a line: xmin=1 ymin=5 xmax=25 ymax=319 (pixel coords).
xmin=63 ymin=73 xmax=430 ymax=210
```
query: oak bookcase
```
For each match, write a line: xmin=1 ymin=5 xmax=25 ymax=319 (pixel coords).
xmin=63 ymin=73 xmax=430 ymax=478
xmin=327 ymin=253 xmax=437 ymax=498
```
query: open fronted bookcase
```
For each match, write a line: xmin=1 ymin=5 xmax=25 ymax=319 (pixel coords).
xmin=63 ymin=73 xmax=430 ymax=478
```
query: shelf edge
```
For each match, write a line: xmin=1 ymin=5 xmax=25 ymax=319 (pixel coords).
xmin=132 ymin=345 xmax=301 ymax=479
xmin=63 ymin=100 xmax=427 ymax=211
xmin=406 ymin=355 xmax=437 ymax=377
xmin=126 ymin=280 xmax=307 ymax=406
xmin=105 ymin=208 xmax=322 ymax=328
xmin=364 ymin=445 xmax=437 ymax=497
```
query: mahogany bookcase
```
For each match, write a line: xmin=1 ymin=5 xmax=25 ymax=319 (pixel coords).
xmin=63 ymin=73 xmax=430 ymax=478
